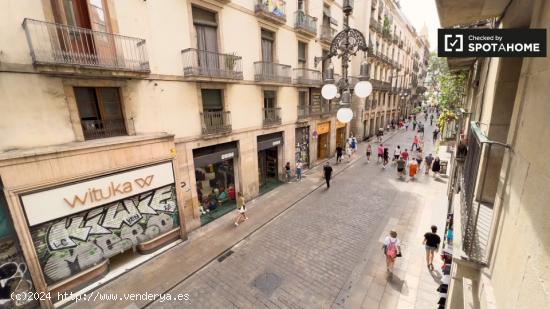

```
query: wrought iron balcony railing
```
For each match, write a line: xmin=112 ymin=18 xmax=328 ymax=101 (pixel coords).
xmin=263 ymin=107 xmax=282 ymax=126
xmin=255 ymin=0 xmax=287 ymax=24
xmin=293 ymin=68 xmax=321 ymax=86
xmin=298 ymin=106 xmax=310 ymax=118
xmin=81 ymin=119 xmax=127 ymax=140
xmin=182 ymin=48 xmax=243 ymax=80
xmin=22 ymin=18 xmax=149 ymax=72
xmin=295 ymin=11 xmax=317 ymax=36
xmin=320 ymin=25 xmax=336 ymax=43
xmin=254 ymin=61 xmax=292 ymax=84
xmin=201 ymin=110 xmax=232 ymax=135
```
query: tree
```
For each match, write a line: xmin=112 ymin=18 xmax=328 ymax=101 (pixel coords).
xmin=426 ymin=52 xmax=467 ymax=110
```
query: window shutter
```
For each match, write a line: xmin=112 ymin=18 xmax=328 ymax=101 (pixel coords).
xmin=201 ymin=89 xmax=223 ymax=110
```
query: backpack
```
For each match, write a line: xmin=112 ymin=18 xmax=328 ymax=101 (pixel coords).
xmin=386 ymin=239 xmax=397 ymax=258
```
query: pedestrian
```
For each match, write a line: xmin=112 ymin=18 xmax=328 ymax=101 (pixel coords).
xmin=425 ymin=113 xmax=428 ymax=121
xmin=323 ymin=162 xmax=333 ymax=188
xmin=296 ymin=160 xmax=303 ymax=181
xmin=377 ymin=144 xmax=385 ymax=163
xmin=405 ymin=120 xmax=409 ymax=131
xmin=423 ymin=225 xmax=441 ymax=270
xmin=415 ymin=148 xmax=423 ymax=168
xmin=393 ymin=145 xmax=401 ymax=163
xmin=419 ymin=124 xmax=425 ymax=138
xmin=424 ymin=153 xmax=434 ymax=175
xmin=433 ymin=128 xmax=439 ymax=144
xmin=413 ymin=119 xmax=417 ymax=131
xmin=430 ymin=114 xmax=434 ymax=126
xmin=234 ymin=192 xmax=247 ymax=226
xmin=351 ymin=136 xmax=357 ymax=154
xmin=408 ymin=159 xmax=418 ymax=180
xmin=377 ymin=127 xmax=384 ymax=142
xmin=336 ymin=145 xmax=343 ymax=163
xmin=383 ymin=230 xmax=401 ymax=273
xmin=401 ymin=148 xmax=409 ymax=163
xmin=396 ymin=156 xmax=406 ymax=178
xmin=366 ymin=144 xmax=372 ymax=163
xmin=285 ymin=162 xmax=291 ymax=182
xmin=432 ymin=157 xmax=441 ymax=178
xmin=346 ymin=144 xmax=353 ymax=161
xmin=383 ymin=146 xmax=389 ymax=169
xmin=411 ymin=135 xmax=419 ymax=151
xmin=447 ymin=227 xmax=454 ymax=245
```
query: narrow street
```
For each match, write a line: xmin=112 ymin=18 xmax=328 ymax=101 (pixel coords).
xmin=148 ymin=116 xmax=450 ymax=309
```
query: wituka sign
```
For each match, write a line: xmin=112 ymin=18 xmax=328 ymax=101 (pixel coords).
xmin=21 ymin=163 xmax=180 ymax=284
xmin=22 ymin=162 xmax=175 ymax=226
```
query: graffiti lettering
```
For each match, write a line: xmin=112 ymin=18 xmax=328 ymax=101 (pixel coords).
xmin=32 ymin=184 xmax=179 ymax=285
xmin=0 ymin=240 xmax=35 ymax=307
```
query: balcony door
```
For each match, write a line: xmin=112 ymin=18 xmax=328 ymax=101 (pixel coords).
xmin=55 ymin=0 xmax=116 ymax=66
xmin=261 ymin=29 xmax=274 ymax=77
xmin=193 ymin=7 xmax=219 ymax=75
xmin=74 ymin=87 xmax=126 ymax=139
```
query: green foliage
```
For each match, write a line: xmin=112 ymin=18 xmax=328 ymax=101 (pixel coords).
xmin=427 ymin=52 xmax=467 ymax=110
xmin=383 ymin=16 xmax=391 ymax=37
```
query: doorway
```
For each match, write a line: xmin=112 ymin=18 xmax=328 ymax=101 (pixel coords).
xmin=317 ymin=132 xmax=329 ymax=159
xmin=258 ymin=147 xmax=280 ymax=194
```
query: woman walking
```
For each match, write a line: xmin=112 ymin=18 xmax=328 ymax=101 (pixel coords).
xmin=296 ymin=160 xmax=303 ymax=181
xmin=432 ymin=157 xmax=441 ymax=178
xmin=377 ymin=144 xmax=385 ymax=164
xmin=285 ymin=162 xmax=291 ymax=182
xmin=234 ymin=192 xmax=247 ymax=226
xmin=383 ymin=230 xmax=401 ymax=273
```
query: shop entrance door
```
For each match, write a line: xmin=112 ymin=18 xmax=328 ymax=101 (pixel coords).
xmin=317 ymin=133 xmax=329 ymax=159
xmin=336 ymin=127 xmax=346 ymax=148
xmin=258 ymin=147 xmax=279 ymax=193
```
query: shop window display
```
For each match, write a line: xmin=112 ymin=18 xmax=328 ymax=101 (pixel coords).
xmin=195 ymin=160 xmax=236 ymax=226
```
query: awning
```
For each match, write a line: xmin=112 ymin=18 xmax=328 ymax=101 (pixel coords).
xmin=257 ymin=132 xmax=283 ymax=151
xmin=435 ymin=0 xmax=508 ymax=28
xmin=193 ymin=142 xmax=238 ymax=166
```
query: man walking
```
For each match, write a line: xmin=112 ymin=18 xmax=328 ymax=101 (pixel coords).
xmin=411 ymin=135 xmax=420 ymax=151
xmin=423 ymin=225 xmax=441 ymax=270
xmin=433 ymin=128 xmax=439 ymax=145
xmin=336 ymin=145 xmax=343 ymax=163
xmin=323 ymin=162 xmax=333 ymax=188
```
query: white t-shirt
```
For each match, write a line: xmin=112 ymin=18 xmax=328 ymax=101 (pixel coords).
xmin=384 ymin=236 xmax=401 ymax=247
xmin=394 ymin=148 xmax=401 ymax=156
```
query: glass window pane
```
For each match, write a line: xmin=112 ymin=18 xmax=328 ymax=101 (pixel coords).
xmin=99 ymin=88 xmax=123 ymax=120
xmin=201 ymin=89 xmax=223 ymax=110
xmin=74 ymin=87 xmax=100 ymax=120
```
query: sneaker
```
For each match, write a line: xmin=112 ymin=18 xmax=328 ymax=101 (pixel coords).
xmin=234 ymin=222 xmax=239 ymax=226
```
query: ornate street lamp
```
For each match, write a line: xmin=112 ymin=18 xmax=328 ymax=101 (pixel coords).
xmin=314 ymin=0 xmax=372 ymax=124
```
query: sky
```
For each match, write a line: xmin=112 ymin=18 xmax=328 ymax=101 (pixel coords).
xmin=399 ymin=0 xmax=441 ymax=50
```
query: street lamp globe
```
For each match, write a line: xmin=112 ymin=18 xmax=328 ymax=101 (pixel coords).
xmin=354 ymin=81 xmax=372 ymax=98
xmin=321 ymin=84 xmax=338 ymax=100
xmin=336 ymin=107 xmax=353 ymax=123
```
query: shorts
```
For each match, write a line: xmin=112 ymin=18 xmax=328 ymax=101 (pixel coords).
xmin=425 ymin=246 xmax=437 ymax=253
xmin=366 ymin=152 xmax=371 ymax=156
xmin=416 ymin=159 xmax=422 ymax=165
xmin=397 ymin=167 xmax=404 ymax=173
xmin=394 ymin=155 xmax=399 ymax=160
xmin=378 ymin=154 xmax=383 ymax=158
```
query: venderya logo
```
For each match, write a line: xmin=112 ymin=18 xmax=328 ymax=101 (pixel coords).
xmin=438 ymin=29 xmax=546 ymax=57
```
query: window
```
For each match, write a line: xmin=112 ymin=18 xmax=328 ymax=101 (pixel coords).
xmin=299 ymin=91 xmax=308 ymax=108
xmin=298 ymin=0 xmax=306 ymax=11
xmin=263 ymin=90 xmax=276 ymax=108
xmin=298 ymin=42 xmax=307 ymax=68
xmin=74 ymin=87 xmax=126 ymax=139
xmin=261 ymin=29 xmax=275 ymax=62
xmin=201 ymin=89 xmax=223 ymax=111
xmin=193 ymin=7 xmax=218 ymax=53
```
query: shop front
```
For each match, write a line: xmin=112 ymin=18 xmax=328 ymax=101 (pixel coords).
xmin=0 ymin=186 xmax=36 ymax=308
xmin=316 ymin=122 xmax=331 ymax=160
xmin=295 ymin=126 xmax=310 ymax=168
xmin=193 ymin=142 xmax=238 ymax=226
xmin=257 ymin=132 xmax=283 ymax=194
xmin=336 ymin=121 xmax=347 ymax=148
xmin=20 ymin=161 xmax=180 ymax=296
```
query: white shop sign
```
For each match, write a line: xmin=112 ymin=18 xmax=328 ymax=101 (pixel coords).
xmin=22 ymin=162 xmax=175 ymax=226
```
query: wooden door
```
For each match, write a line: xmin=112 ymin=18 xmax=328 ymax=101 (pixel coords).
xmin=87 ymin=0 xmax=117 ymax=67
xmin=318 ymin=134 xmax=328 ymax=159
xmin=57 ymin=0 xmax=95 ymax=63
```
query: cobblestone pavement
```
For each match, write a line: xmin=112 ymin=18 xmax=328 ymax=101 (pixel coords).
xmin=149 ymin=114 xmax=450 ymax=309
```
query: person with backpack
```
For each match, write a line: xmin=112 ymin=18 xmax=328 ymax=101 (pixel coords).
xmin=383 ymin=230 xmax=401 ymax=273
xmin=423 ymin=225 xmax=441 ymax=270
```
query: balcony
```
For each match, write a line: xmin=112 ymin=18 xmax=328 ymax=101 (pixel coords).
xmin=298 ymin=106 xmax=310 ymax=119
xmin=81 ymin=119 xmax=127 ymax=140
xmin=294 ymin=11 xmax=317 ymax=37
xmin=263 ymin=107 xmax=282 ymax=126
xmin=201 ymin=111 xmax=232 ymax=136
xmin=254 ymin=62 xmax=292 ymax=84
xmin=293 ymin=68 xmax=321 ymax=86
xmin=320 ymin=25 xmax=336 ymax=45
xmin=255 ymin=0 xmax=287 ymax=25
xmin=22 ymin=18 xmax=149 ymax=76
xmin=181 ymin=49 xmax=243 ymax=80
